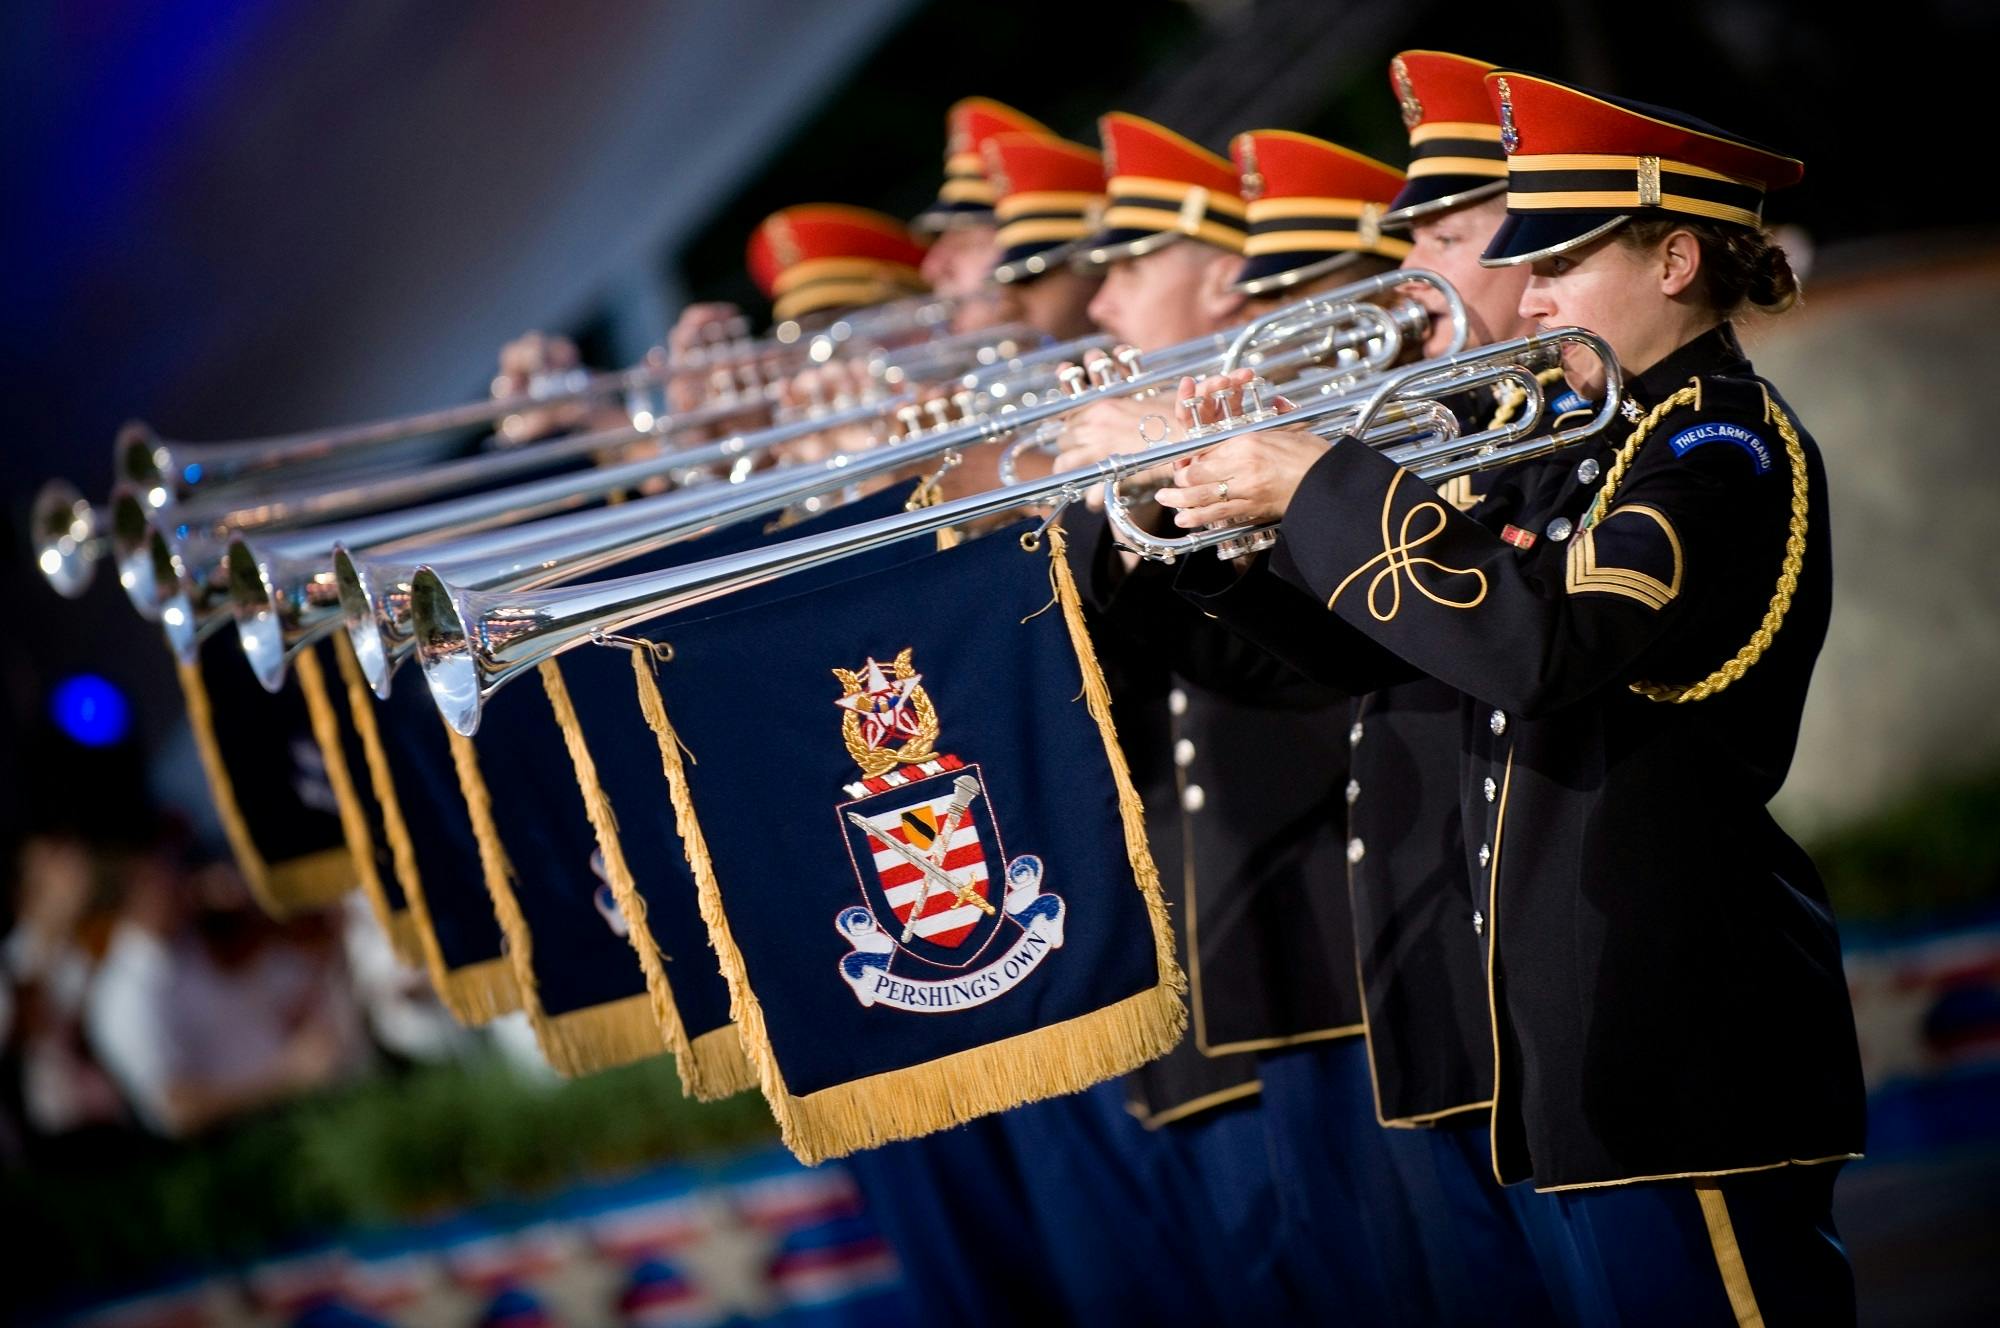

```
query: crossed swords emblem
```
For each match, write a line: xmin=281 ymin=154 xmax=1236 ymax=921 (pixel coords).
xmin=844 ymin=773 xmax=997 ymax=943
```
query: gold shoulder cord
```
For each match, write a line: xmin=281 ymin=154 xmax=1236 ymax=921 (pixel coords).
xmin=1485 ymin=366 xmax=1569 ymax=432
xmin=1587 ymin=377 xmax=1810 ymax=703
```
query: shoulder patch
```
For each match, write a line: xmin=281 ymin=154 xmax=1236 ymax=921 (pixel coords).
xmin=1665 ymin=420 xmax=1773 ymax=474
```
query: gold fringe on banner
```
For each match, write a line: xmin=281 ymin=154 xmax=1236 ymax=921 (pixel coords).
xmin=290 ymin=647 xmax=372 ymax=916
xmin=174 ymin=657 xmax=353 ymax=918
xmin=638 ymin=524 xmax=1186 ymax=1163
xmin=446 ymin=710 xmax=665 ymax=1079
xmin=543 ymin=658 xmax=752 ymax=1098
xmin=327 ymin=638 xmax=425 ymax=965
xmin=339 ymin=659 xmax=517 ymax=1023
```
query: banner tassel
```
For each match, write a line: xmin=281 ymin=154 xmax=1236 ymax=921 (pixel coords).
xmin=173 ymin=657 xmax=355 ymax=918
xmin=340 ymin=660 xmax=517 ymax=1024
xmin=543 ymin=658 xmax=752 ymax=1093
xmin=327 ymin=637 xmax=426 ymax=965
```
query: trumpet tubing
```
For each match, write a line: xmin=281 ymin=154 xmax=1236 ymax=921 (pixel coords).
xmin=411 ymin=326 xmax=1614 ymax=738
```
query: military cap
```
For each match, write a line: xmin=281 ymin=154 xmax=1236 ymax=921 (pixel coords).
xmin=1480 ymin=70 xmax=1804 ymax=266
xmin=984 ymin=132 xmax=1105 ymax=284
xmin=1078 ymin=112 xmax=1248 ymax=265
xmin=1382 ymin=50 xmax=1511 ymax=226
xmin=1231 ymin=129 xmax=1412 ymax=295
xmin=914 ymin=97 xmax=1056 ymax=233
xmin=745 ymin=204 xmax=930 ymax=323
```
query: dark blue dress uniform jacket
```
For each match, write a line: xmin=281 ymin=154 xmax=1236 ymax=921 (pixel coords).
xmin=1071 ymin=506 xmax=1360 ymax=1123
xmin=1181 ymin=326 xmax=1865 ymax=1189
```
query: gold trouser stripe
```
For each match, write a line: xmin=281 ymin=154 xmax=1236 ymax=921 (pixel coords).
xmin=1696 ymin=1184 xmax=1768 ymax=1327
xmin=1408 ymin=156 xmax=1509 ymax=179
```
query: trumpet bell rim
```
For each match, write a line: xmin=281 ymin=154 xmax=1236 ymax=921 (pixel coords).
xmin=333 ymin=545 xmax=397 ymax=700
xmin=409 ymin=566 xmax=483 ymax=737
xmin=32 ymin=478 xmax=97 ymax=599
xmin=111 ymin=490 xmax=168 ymax=619
xmin=115 ymin=420 xmax=170 ymax=498
xmin=225 ymin=539 xmax=290 ymax=694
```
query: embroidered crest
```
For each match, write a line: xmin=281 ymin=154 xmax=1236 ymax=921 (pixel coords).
xmin=1496 ymin=78 xmax=1519 ymax=154
xmin=1392 ymin=57 xmax=1424 ymax=129
xmin=830 ymin=652 xmax=1065 ymax=1012
xmin=832 ymin=649 xmax=938 ymax=778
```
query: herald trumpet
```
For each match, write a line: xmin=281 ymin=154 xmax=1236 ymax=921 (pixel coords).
xmin=340 ymin=278 xmax=1440 ymax=701
xmin=1104 ymin=331 xmax=1623 ymax=562
xmin=224 ymin=395 xmax=909 ymax=689
xmin=412 ymin=329 xmax=1617 ymax=738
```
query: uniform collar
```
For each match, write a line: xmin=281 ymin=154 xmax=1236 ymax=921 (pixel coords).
xmin=1623 ymin=322 xmax=1749 ymax=412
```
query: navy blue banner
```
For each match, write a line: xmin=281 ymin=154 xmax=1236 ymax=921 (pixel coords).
xmin=634 ymin=521 xmax=1183 ymax=1161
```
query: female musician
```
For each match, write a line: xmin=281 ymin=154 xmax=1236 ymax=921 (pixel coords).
xmin=1160 ymin=72 xmax=1865 ymax=1326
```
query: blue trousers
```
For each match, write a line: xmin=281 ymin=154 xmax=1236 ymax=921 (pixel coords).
xmin=1001 ymin=1080 xmax=1286 ymax=1326
xmin=1260 ymin=1039 xmax=1439 ymax=1324
xmin=844 ymin=1117 xmax=1063 ymax=1327
xmin=1506 ymin=1162 xmax=1854 ymax=1328
xmin=1383 ymin=1119 xmax=1561 ymax=1325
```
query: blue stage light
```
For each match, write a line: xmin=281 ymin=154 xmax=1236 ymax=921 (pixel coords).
xmin=52 ymin=674 xmax=131 ymax=747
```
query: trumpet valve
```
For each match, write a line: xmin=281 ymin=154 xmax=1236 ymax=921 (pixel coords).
xmin=924 ymin=398 xmax=953 ymax=431
xmin=709 ymin=368 xmax=738 ymax=402
xmin=1057 ymin=364 xmax=1088 ymax=398
xmin=1214 ymin=528 xmax=1279 ymax=561
xmin=1179 ymin=396 xmax=1208 ymax=435
xmin=1086 ymin=357 xmax=1118 ymax=389
xmin=1114 ymin=346 xmax=1144 ymax=380
xmin=897 ymin=405 xmax=926 ymax=438
xmin=1241 ymin=377 xmax=1277 ymax=423
xmin=1208 ymin=390 xmax=1236 ymax=430
xmin=951 ymin=389 xmax=977 ymax=420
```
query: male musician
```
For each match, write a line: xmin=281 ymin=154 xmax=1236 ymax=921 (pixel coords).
xmin=912 ymin=97 xmax=1062 ymax=337
xmin=981 ymin=129 xmax=1105 ymax=342
xmin=1040 ymin=111 xmax=1413 ymax=1322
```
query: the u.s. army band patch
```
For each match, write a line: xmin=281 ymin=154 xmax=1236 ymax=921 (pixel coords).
xmin=633 ymin=521 xmax=1183 ymax=1163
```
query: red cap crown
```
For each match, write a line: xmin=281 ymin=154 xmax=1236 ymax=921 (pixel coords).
xmin=1089 ymin=112 xmax=1248 ymax=258
xmin=1481 ymin=71 xmax=1803 ymax=264
xmin=918 ymin=97 xmax=1056 ymax=228
xmin=1382 ymin=50 xmax=1512 ymax=223
xmin=984 ymin=133 xmax=1105 ymax=281
xmin=1229 ymin=130 xmax=1411 ymax=290
xmin=745 ymin=205 xmax=929 ymax=322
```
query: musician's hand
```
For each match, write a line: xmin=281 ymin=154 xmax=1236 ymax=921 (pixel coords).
xmin=1158 ymin=425 xmax=1327 ymax=529
xmin=1049 ymin=393 xmax=1173 ymax=511
xmin=665 ymin=303 xmax=748 ymax=411
xmin=494 ymin=331 xmax=588 ymax=445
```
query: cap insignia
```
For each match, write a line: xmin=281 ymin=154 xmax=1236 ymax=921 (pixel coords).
xmin=1393 ymin=58 xmax=1424 ymax=129
xmin=1497 ymin=78 xmax=1519 ymax=154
